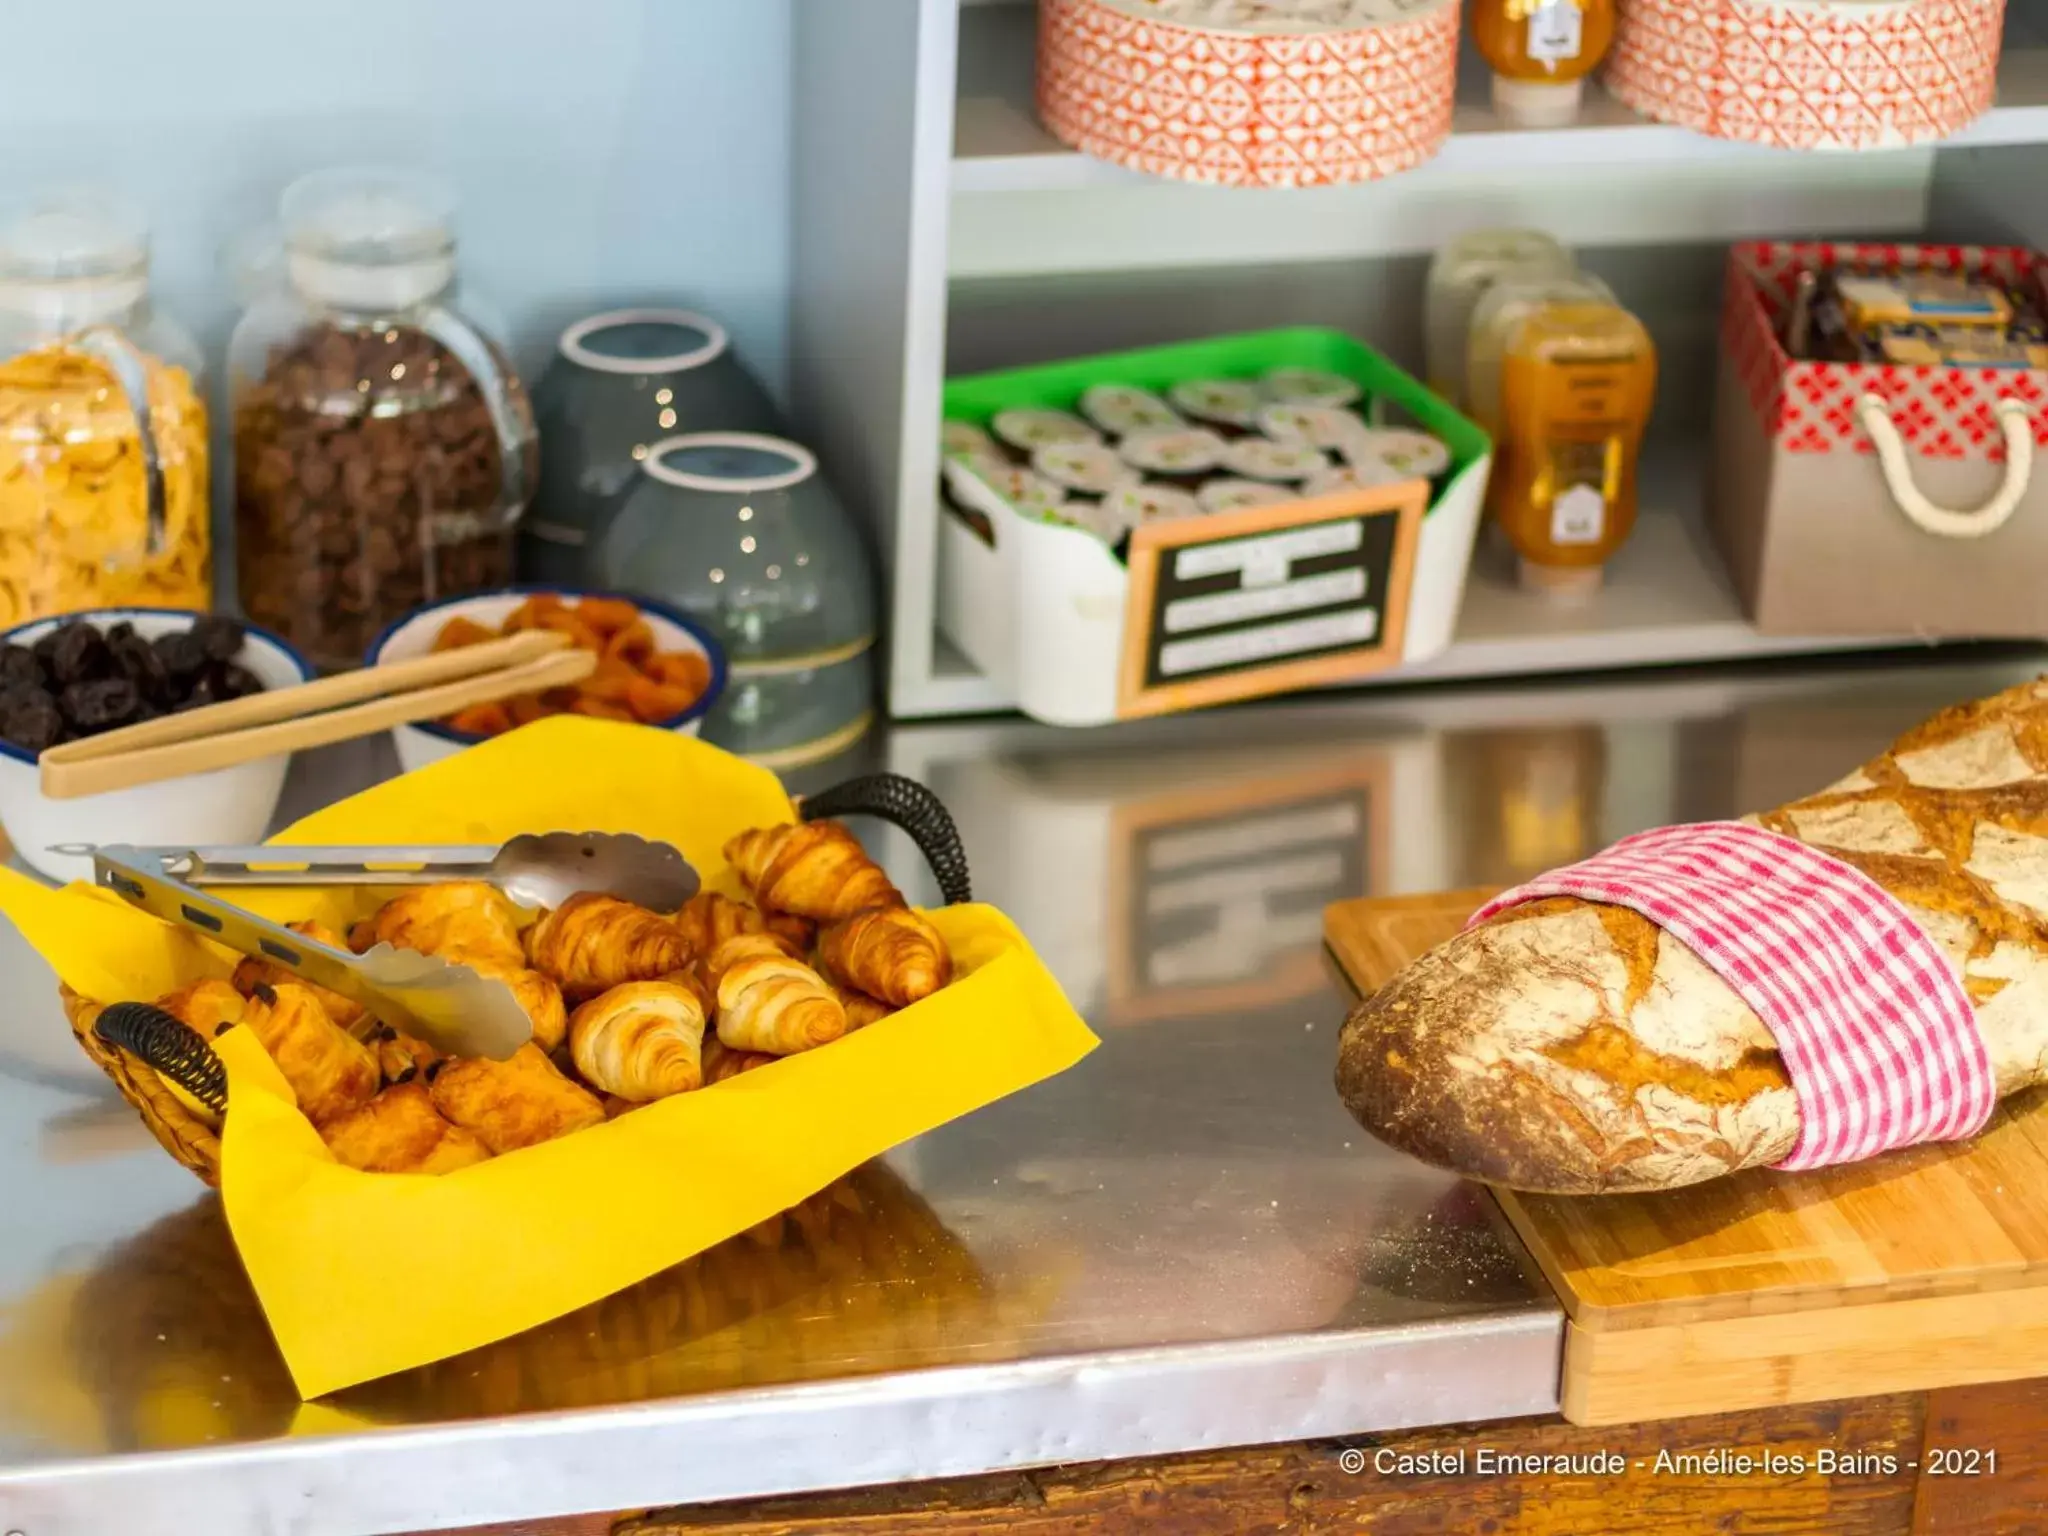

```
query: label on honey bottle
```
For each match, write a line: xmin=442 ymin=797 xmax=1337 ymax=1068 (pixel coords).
xmin=1550 ymin=481 xmax=1605 ymax=545
xmin=1527 ymin=0 xmax=1583 ymax=62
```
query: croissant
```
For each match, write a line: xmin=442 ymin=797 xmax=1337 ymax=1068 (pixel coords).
xmin=723 ymin=821 xmax=904 ymax=923
xmin=427 ymin=1043 xmax=606 ymax=1154
xmin=673 ymin=891 xmax=814 ymax=959
xmin=711 ymin=937 xmax=847 ymax=1055
xmin=833 ymin=984 xmax=896 ymax=1032
xmin=525 ymin=893 xmax=692 ymax=1000
xmin=703 ymin=1036 xmax=777 ymax=1084
xmin=157 ymin=978 xmax=255 ymax=1039
xmin=818 ymin=906 xmax=951 ymax=1007
xmin=452 ymin=953 xmax=568 ymax=1053
xmin=699 ymin=932 xmax=794 ymax=991
xmin=372 ymin=1025 xmax=442 ymax=1084
xmin=568 ymin=979 xmax=706 ymax=1102
xmin=231 ymin=920 xmax=367 ymax=1033
xmin=238 ymin=982 xmax=381 ymax=1126
xmin=319 ymin=1082 xmax=493 ymax=1174
xmin=359 ymin=882 xmax=526 ymax=970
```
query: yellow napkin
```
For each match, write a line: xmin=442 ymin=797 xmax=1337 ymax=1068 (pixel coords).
xmin=0 ymin=717 xmax=1097 ymax=1397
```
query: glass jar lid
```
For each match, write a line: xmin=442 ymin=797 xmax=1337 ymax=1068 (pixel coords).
xmin=560 ymin=308 xmax=730 ymax=374
xmin=281 ymin=167 xmax=456 ymax=313
xmin=643 ymin=432 xmax=817 ymax=493
xmin=0 ymin=196 xmax=149 ymax=332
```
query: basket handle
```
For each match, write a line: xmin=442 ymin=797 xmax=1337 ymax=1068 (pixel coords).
xmin=1857 ymin=394 xmax=2035 ymax=540
xmin=95 ymin=1001 xmax=229 ymax=1114
xmin=798 ymin=773 xmax=972 ymax=906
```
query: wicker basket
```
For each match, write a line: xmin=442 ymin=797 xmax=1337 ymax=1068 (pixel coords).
xmin=64 ymin=772 xmax=971 ymax=1187
xmin=65 ymin=984 xmax=222 ymax=1184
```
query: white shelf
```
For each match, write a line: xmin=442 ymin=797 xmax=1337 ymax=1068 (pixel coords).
xmin=1387 ymin=505 xmax=1900 ymax=685
xmin=911 ymin=449 xmax=1922 ymax=718
xmin=953 ymin=1 xmax=2048 ymax=196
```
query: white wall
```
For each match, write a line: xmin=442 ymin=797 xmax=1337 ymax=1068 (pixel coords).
xmin=0 ymin=0 xmax=795 ymax=395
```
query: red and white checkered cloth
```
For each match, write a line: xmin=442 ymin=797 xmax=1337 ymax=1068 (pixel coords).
xmin=1468 ymin=821 xmax=1993 ymax=1171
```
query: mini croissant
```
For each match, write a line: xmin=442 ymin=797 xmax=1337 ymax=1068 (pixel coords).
xmin=320 ymin=1082 xmax=493 ymax=1175
xmin=231 ymin=919 xmax=368 ymax=1033
xmin=699 ymin=932 xmax=794 ymax=991
xmin=711 ymin=936 xmax=848 ymax=1055
xmin=427 ymin=1043 xmax=607 ymax=1154
xmin=526 ymin=893 xmax=692 ymax=1000
xmin=723 ymin=821 xmax=904 ymax=923
xmin=703 ymin=1036 xmax=778 ymax=1084
xmin=240 ymin=981 xmax=381 ymax=1127
xmin=158 ymin=978 xmax=255 ymax=1040
xmin=455 ymin=953 xmax=568 ymax=1054
xmin=674 ymin=890 xmax=813 ymax=960
xmin=569 ymin=979 xmax=706 ymax=1102
xmin=833 ymin=984 xmax=897 ymax=1032
xmin=818 ymin=906 xmax=951 ymax=1008
xmin=357 ymin=881 xmax=526 ymax=971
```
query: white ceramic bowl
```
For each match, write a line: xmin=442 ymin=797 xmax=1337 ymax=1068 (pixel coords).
xmin=366 ymin=587 xmax=727 ymax=774
xmin=0 ymin=609 xmax=315 ymax=885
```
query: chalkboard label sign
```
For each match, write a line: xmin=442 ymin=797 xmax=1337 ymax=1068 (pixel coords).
xmin=1116 ymin=482 xmax=1426 ymax=719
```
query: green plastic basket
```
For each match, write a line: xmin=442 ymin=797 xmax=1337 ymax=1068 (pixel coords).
xmin=942 ymin=326 xmax=1489 ymax=515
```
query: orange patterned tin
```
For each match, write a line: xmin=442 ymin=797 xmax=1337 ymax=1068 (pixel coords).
xmin=1036 ymin=0 xmax=1461 ymax=188
xmin=1606 ymin=0 xmax=2004 ymax=151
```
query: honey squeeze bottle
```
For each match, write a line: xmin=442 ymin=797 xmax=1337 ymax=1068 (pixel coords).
xmin=1470 ymin=0 xmax=1614 ymax=127
xmin=1493 ymin=301 xmax=1656 ymax=600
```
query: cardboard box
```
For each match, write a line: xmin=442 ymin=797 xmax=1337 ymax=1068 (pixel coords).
xmin=1709 ymin=242 xmax=2048 ymax=637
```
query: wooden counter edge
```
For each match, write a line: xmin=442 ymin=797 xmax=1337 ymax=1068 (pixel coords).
xmin=395 ymin=1377 xmax=2048 ymax=1536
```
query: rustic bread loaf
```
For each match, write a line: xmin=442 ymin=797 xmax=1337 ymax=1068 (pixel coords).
xmin=1336 ymin=676 xmax=2048 ymax=1194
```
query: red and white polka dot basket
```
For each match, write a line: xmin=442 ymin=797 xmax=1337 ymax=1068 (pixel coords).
xmin=1709 ymin=241 xmax=2048 ymax=637
xmin=1036 ymin=0 xmax=1461 ymax=189
xmin=1605 ymin=0 xmax=2005 ymax=151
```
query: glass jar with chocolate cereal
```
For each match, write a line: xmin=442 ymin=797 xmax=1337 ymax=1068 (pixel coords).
xmin=228 ymin=168 xmax=536 ymax=670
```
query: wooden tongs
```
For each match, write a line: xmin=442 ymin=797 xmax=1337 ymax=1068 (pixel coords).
xmin=38 ymin=629 xmax=596 ymax=800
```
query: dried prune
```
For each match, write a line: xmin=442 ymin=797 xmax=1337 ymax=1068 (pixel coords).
xmin=108 ymin=628 xmax=170 ymax=703
xmin=213 ymin=662 xmax=263 ymax=699
xmin=47 ymin=622 xmax=113 ymax=685
xmin=0 ymin=687 xmax=63 ymax=753
xmin=59 ymin=677 xmax=140 ymax=730
xmin=152 ymin=629 xmax=209 ymax=682
xmin=0 ymin=644 xmax=42 ymax=691
xmin=191 ymin=615 xmax=247 ymax=663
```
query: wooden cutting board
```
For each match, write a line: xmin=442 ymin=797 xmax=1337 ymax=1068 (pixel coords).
xmin=1325 ymin=889 xmax=2048 ymax=1427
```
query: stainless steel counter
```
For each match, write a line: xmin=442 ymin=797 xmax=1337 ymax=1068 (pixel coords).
xmin=1 ymin=651 xmax=2039 ymax=1536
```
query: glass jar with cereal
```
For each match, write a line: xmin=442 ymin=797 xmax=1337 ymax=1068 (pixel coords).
xmin=0 ymin=196 xmax=209 ymax=627
xmin=229 ymin=168 xmax=537 ymax=670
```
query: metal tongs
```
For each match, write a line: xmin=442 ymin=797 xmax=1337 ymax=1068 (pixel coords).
xmin=87 ymin=835 xmax=700 ymax=1060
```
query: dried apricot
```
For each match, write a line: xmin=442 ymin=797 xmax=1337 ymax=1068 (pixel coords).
xmin=603 ymin=618 xmax=657 ymax=669
xmin=577 ymin=658 xmax=640 ymax=706
xmin=569 ymin=697 xmax=635 ymax=722
xmin=447 ymin=701 xmax=514 ymax=736
xmin=506 ymin=692 xmax=552 ymax=726
xmin=532 ymin=608 xmax=602 ymax=651
xmin=501 ymin=594 xmax=565 ymax=632
xmin=648 ymin=650 xmax=712 ymax=693
xmin=575 ymin=596 xmax=641 ymax=637
xmin=625 ymin=675 xmax=697 ymax=723
xmin=432 ymin=615 xmax=496 ymax=652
